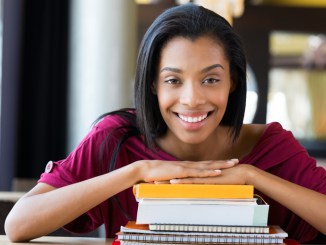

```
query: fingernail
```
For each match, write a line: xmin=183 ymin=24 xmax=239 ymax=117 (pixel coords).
xmin=227 ymin=159 xmax=239 ymax=164
xmin=233 ymin=159 xmax=239 ymax=164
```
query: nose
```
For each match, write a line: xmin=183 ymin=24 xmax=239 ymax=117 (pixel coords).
xmin=179 ymin=82 xmax=205 ymax=107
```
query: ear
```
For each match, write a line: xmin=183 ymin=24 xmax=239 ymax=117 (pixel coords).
xmin=151 ymin=81 xmax=157 ymax=95
xmin=229 ymin=79 xmax=236 ymax=93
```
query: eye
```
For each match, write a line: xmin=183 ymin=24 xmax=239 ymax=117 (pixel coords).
xmin=203 ymin=78 xmax=219 ymax=84
xmin=165 ymin=78 xmax=180 ymax=84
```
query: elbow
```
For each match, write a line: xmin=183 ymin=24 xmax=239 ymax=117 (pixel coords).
xmin=4 ymin=213 xmax=31 ymax=242
xmin=4 ymin=218 xmax=18 ymax=242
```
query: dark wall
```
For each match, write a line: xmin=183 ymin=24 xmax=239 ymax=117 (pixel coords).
xmin=15 ymin=0 xmax=70 ymax=178
xmin=0 ymin=0 xmax=24 ymax=191
xmin=0 ymin=0 xmax=70 ymax=190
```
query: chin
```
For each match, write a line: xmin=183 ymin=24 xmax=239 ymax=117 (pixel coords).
xmin=178 ymin=135 xmax=208 ymax=145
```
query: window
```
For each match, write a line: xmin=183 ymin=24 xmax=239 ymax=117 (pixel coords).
xmin=268 ymin=31 xmax=326 ymax=141
xmin=268 ymin=31 xmax=326 ymax=158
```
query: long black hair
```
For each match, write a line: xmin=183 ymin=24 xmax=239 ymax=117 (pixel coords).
xmin=96 ymin=3 xmax=247 ymax=231
xmin=134 ymin=3 xmax=247 ymax=148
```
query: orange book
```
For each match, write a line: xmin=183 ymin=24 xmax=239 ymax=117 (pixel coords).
xmin=133 ymin=183 xmax=254 ymax=199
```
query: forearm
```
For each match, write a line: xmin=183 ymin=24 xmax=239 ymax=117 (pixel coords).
xmin=5 ymin=159 xmax=235 ymax=242
xmin=246 ymin=166 xmax=326 ymax=235
xmin=5 ymin=163 xmax=140 ymax=242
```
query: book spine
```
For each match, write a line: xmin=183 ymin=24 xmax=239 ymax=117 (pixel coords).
xmin=120 ymin=242 xmax=288 ymax=245
xmin=118 ymin=234 xmax=284 ymax=244
xmin=149 ymin=224 xmax=269 ymax=233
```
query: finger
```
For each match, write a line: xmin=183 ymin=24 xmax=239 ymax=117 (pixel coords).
xmin=179 ymin=168 xmax=222 ymax=179
xmin=144 ymin=165 xmax=222 ymax=183
xmin=170 ymin=174 xmax=238 ymax=184
xmin=227 ymin=159 xmax=239 ymax=164
xmin=172 ymin=160 xmax=216 ymax=169
xmin=170 ymin=177 xmax=222 ymax=184
xmin=154 ymin=180 xmax=171 ymax=184
xmin=175 ymin=159 xmax=238 ymax=170
xmin=208 ymin=159 xmax=239 ymax=170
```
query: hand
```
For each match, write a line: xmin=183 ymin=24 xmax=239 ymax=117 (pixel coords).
xmin=169 ymin=163 xmax=255 ymax=185
xmin=134 ymin=159 xmax=239 ymax=183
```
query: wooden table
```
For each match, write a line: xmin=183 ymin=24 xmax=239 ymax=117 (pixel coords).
xmin=0 ymin=235 xmax=113 ymax=244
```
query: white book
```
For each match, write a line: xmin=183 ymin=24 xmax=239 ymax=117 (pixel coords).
xmin=136 ymin=197 xmax=269 ymax=226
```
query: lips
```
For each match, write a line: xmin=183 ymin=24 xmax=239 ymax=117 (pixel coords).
xmin=177 ymin=113 xmax=208 ymax=123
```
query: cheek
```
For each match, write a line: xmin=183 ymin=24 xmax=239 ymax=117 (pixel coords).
xmin=157 ymin=89 xmax=175 ymax=108
xmin=210 ymin=90 xmax=229 ymax=106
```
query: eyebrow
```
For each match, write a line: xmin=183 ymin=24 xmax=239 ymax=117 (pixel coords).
xmin=160 ymin=64 xmax=224 ymax=74
xmin=160 ymin=67 xmax=182 ymax=73
xmin=201 ymin=64 xmax=224 ymax=73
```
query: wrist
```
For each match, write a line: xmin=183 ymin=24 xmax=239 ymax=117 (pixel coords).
xmin=128 ymin=160 xmax=145 ymax=184
xmin=243 ymin=164 xmax=259 ymax=186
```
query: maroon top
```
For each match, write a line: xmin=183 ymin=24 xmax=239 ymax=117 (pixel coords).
xmin=38 ymin=114 xmax=326 ymax=243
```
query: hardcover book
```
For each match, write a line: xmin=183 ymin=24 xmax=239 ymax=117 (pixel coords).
xmin=133 ymin=183 xmax=254 ymax=199
xmin=136 ymin=196 xmax=269 ymax=226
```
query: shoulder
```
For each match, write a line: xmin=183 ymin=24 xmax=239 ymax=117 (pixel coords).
xmin=240 ymin=122 xmax=307 ymax=167
xmin=240 ymin=123 xmax=267 ymax=138
xmin=89 ymin=110 xmax=137 ymax=138
xmin=260 ymin=121 xmax=307 ymax=155
xmin=69 ymin=110 xmax=138 ymax=153
xmin=241 ymin=122 xmax=293 ymax=143
xmin=257 ymin=121 xmax=297 ymax=143
xmin=232 ymin=123 xmax=267 ymax=160
xmin=93 ymin=110 xmax=136 ymax=131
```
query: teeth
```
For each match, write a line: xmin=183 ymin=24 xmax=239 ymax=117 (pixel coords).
xmin=178 ymin=114 xmax=208 ymax=123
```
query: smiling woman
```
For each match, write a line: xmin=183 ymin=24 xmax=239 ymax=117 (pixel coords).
xmin=4 ymin=3 xmax=326 ymax=244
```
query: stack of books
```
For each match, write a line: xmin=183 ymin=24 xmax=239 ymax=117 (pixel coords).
xmin=116 ymin=183 xmax=296 ymax=245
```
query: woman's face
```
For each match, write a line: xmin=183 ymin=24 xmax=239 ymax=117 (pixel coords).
xmin=154 ymin=36 xmax=233 ymax=145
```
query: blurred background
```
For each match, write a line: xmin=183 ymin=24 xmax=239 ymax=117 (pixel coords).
xmin=0 ymin=0 xmax=326 ymax=193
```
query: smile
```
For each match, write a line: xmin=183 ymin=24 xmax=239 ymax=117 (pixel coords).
xmin=177 ymin=113 xmax=208 ymax=123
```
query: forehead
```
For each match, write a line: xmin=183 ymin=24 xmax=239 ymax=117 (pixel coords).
xmin=159 ymin=35 xmax=228 ymax=66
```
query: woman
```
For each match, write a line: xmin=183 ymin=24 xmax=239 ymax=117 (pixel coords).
xmin=5 ymin=3 xmax=326 ymax=243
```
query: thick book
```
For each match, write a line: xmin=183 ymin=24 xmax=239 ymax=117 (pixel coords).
xmin=117 ymin=222 xmax=288 ymax=244
xmin=136 ymin=197 xmax=269 ymax=226
xmin=149 ymin=223 xmax=269 ymax=234
xmin=133 ymin=183 xmax=254 ymax=199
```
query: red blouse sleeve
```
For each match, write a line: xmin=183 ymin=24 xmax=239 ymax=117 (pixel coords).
xmin=37 ymin=116 xmax=124 ymax=234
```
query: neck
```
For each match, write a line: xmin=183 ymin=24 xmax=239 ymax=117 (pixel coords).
xmin=156 ymin=127 xmax=234 ymax=161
